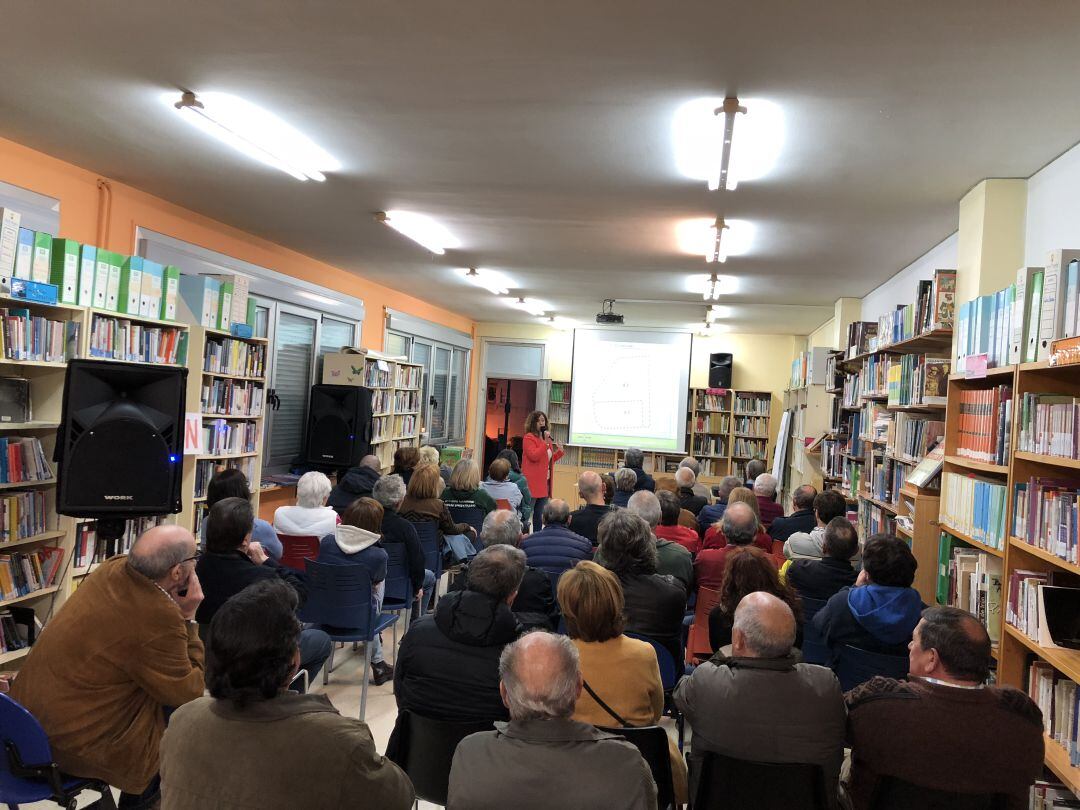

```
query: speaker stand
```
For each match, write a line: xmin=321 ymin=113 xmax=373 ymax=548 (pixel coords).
xmin=93 ymin=518 xmax=128 ymax=545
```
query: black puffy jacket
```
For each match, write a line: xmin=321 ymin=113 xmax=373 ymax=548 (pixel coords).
xmin=327 ymin=465 xmax=382 ymax=514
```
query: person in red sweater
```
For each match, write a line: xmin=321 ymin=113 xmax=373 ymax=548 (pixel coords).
xmin=752 ymin=473 xmax=784 ymax=530
xmin=522 ymin=410 xmax=564 ymax=533
xmin=654 ymin=490 xmax=700 ymax=555
xmin=694 ymin=502 xmax=760 ymax=590
xmin=702 ymin=487 xmax=774 ymax=555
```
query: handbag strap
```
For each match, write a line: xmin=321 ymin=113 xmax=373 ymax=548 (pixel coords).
xmin=582 ymin=679 xmax=630 ymax=728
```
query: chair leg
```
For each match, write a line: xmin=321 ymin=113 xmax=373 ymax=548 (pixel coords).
xmin=392 ymin=616 xmax=398 ymax=650
xmin=360 ymin=641 xmax=372 ymax=722
xmin=323 ymin=643 xmax=336 ymax=686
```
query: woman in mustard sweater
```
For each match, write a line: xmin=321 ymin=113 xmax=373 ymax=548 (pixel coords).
xmin=557 ymin=561 xmax=689 ymax=804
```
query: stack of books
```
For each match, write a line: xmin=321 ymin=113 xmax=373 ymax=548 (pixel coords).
xmin=201 ymin=419 xmax=259 ymax=456
xmin=0 ymin=309 xmax=79 ymax=362
xmin=203 ymin=337 xmax=266 ymax=377
xmin=200 ymin=378 xmax=264 ymax=417
xmin=0 ymin=437 xmax=51 ymax=484
xmin=0 ymin=545 xmax=62 ymax=600
xmin=886 ymin=355 xmax=950 ymax=408
xmin=844 ymin=321 xmax=878 ymax=359
xmin=955 ymin=384 xmax=1013 ymax=465
xmin=941 ymin=471 xmax=1007 ymax=549
xmin=1017 ymin=392 xmax=1078 ymax=460
xmin=1012 ymin=477 xmax=1079 ymax=565
xmin=871 ymin=270 xmax=956 ymax=348
xmin=87 ymin=314 xmax=184 ymax=364
xmin=0 ymin=490 xmax=48 ymax=542
xmin=889 ymin=413 xmax=945 ymax=462
xmin=936 ymin=537 xmax=1003 ymax=642
xmin=1028 ymin=663 xmax=1079 ymax=769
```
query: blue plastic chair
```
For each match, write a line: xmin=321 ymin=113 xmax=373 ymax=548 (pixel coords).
xmin=799 ymin=596 xmax=830 ymax=666
xmin=834 ymin=644 xmax=909 ymax=691
xmin=0 ymin=694 xmax=115 ymax=810
xmin=625 ymin=631 xmax=686 ymax=751
xmin=447 ymin=504 xmax=486 ymax=538
xmin=411 ymin=521 xmax=444 ymax=599
xmin=381 ymin=542 xmax=416 ymax=649
xmin=298 ymin=559 xmax=399 ymax=721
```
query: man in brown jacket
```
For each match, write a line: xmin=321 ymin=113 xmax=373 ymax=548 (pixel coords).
xmin=160 ymin=579 xmax=413 ymax=809
xmin=10 ymin=525 xmax=205 ymax=808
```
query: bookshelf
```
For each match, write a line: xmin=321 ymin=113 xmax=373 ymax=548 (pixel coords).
xmin=178 ymin=325 xmax=265 ymax=536
xmin=391 ymin=360 xmax=422 ymax=459
xmin=364 ymin=354 xmax=422 ymax=471
xmin=781 ymin=383 xmax=831 ymax=510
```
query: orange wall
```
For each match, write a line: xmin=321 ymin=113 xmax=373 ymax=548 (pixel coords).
xmin=0 ymin=136 xmax=479 ymax=442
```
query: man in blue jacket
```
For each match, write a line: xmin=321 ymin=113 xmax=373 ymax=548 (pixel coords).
xmin=521 ymin=499 xmax=592 ymax=576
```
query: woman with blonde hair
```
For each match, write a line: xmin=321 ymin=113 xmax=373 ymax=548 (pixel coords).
xmin=703 ymin=486 xmax=773 ymax=554
xmin=399 ymin=464 xmax=474 ymax=542
xmin=558 ymin=561 xmax=689 ymax=803
xmin=441 ymin=459 xmax=497 ymax=515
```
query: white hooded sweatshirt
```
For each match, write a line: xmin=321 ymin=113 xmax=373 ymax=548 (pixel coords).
xmin=333 ymin=523 xmax=382 ymax=555
xmin=273 ymin=505 xmax=338 ymax=539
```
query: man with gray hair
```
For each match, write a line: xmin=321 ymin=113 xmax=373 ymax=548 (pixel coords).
xmin=448 ymin=631 xmax=657 ymax=810
xmin=679 ymin=456 xmax=714 ymax=505
xmin=674 ymin=466 xmax=708 ymax=516
xmin=11 ymin=525 xmax=206 ymax=806
xmin=522 ymin=499 xmax=592 ymax=576
xmin=694 ymin=501 xmax=760 ymax=590
xmin=613 ymin=467 xmax=638 ymax=507
xmin=622 ymin=448 xmax=655 ymax=493
xmin=675 ymin=592 xmax=845 ymax=806
xmin=752 ymin=472 xmax=784 ymax=530
xmin=393 ymin=544 xmax=526 ymax=725
xmin=745 ymin=458 xmax=766 ymax=487
xmin=373 ymin=474 xmax=435 ymax=615
xmin=769 ymin=484 xmax=818 ymax=543
xmin=568 ymin=470 xmax=615 ymax=545
xmin=628 ymin=490 xmax=692 ymax=591
xmin=696 ymin=474 xmax=742 ymax=532
xmin=473 ymin=510 xmax=558 ymax=630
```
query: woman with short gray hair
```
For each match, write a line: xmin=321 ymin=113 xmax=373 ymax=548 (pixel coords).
xmin=272 ymin=471 xmax=338 ymax=538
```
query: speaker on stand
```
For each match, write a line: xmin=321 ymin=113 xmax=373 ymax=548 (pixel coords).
xmin=708 ymin=352 xmax=733 ymax=389
xmin=303 ymin=384 xmax=374 ymax=470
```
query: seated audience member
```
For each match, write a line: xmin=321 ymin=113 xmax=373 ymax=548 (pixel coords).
xmin=497 ymin=448 xmax=535 ymax=527
xmin=196 ymin=498 xmax=332 ymax=686
xmin=784 ymin=488 xmax=850 ymax=561
xmin=695 ymin=475 xmax=741 ymax=533
xmin=374 ymin=473 xmax=436 ymax=614
xmin=655 ymin=489 xmax=701 ymax=555
xmin=623 ymin=447 xmax=655 ymax=492
xmin=679 ymin=456 xmax=713 ymax=505
xmin=627 ymin=490 xmax=693 ymax=591
xmin=160 ymin=580 xmax=413 ymax=810
xmin=844 ymin=606 xmax=1044 ymax=809
xmin=568 ymin=470 xmax=615 ymax=545
xmin=708 ymin=546 xmax=803 ymax=652
xmin=522 ymin=499 xmax=592 ymax=575
xmin=675 ymin=592 xmax=845 ymax=806
xmin=702 ymin=486 xmax=773 ymax=554
xmin=400 ymin=462 xmax=475 ymax=542
xmin=202 ymin=468 xmax=282 ymax=560
xmin=812 ymin=533 xmax=922 ymax=661
xmin=675 ymin=466 xmax=708 ymax=516
xmin=273 ymin=470 xmax=338 ymax=538
xmin=769 ymin=484 xmax=818 ymax=542
xmin=478 ymin=510 xmax=559 ymax=630
xmin=317 ymin=497 xmax=393 ymax=685
xmin=613 ymin=466 xmax=637 ymax=507
xmin=419 ymin=444 xmax=452 ymax=484
xmin=752 ymin=473 xmax=784 ymax=529
xmin=481 ymin=458 xmax=524 ymax=513
xmin=695 ymin=501 xmax=761 ymax=591
xmin=744 ymin=458 xmax=765 ymax=487
xmin=559 ymin=562 xmax=689 ymax=804
xmin=327 ymin=454 xmax=382 ymax=515
xmin=441 ymin=458 xmax=498 ymax=515
xmin=598 ymin=510 xmax=687 ymax=666
xmin=448 ymin=632 xmax=657 ymax=810
xmin=391 ymin=445 xmax=419 ymax=485
xmin=600 ymin=472 xmax=616 ymax=505
xmin=11 ymin=526 xmax=205 ymax=808
xmin=784 ymin=516 xmax=859 ymax=601
xmin=393 ymin=545 xmax=525 ymax=724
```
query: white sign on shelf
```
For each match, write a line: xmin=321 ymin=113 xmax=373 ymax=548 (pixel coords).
xmin=184 ymin=412 xmax=204 ymax=455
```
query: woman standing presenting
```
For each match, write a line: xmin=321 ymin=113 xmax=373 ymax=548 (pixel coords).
xmin=521 ymin=410 xmax=563 ymax=532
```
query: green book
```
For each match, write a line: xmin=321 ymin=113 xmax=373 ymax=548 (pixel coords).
xmin=216 ymin=280 xmax=234 ymax=330
xmin=160 ymin=265 xmax=180 ymax=321
xmin=246 ymin=296 xmax=256 ymax=327
xmin=31 ymin=231 xmax=52 ymax=283
xmin=77 ymin=245 xmax=97 ymax=307
xmin=1024 ymin=270 xmax=1044 ymax=363
xmin=92 ymin=249 xmax=112 ymax=309
xmin=118 ymin=256 xmax=143 ymax=316
xmin=49 ymin=239 xmax=80 ymax=304
xmin=105 ymin=252 xmax=122 ymax=312
xmin=936 ymin=532 xmax=955 ymax=606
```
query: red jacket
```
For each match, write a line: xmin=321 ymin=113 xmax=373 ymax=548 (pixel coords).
xmin=702 ymin=524 xmax=774 ymax=555
xmin=693 ymin=542 xmax=780 ymax=591
xmin=655 ymin=524 xmax=700 ymax=555
xmin=756 ymin=496 xmax=785 ymax=529
xmin=522 ymin=432 xmax=563 ymax=499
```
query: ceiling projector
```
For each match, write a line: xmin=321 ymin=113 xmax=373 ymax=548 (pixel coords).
xmin=596 ymin=299 xmax=624 ymax=325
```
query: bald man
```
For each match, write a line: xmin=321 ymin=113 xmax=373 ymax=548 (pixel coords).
xmin=328 ymin=453 xmax=384 ymax=514
xmin=568 ymin=470 xmax=615 ymax=546
xmin=447 ymin=632 xmax=657 ymax=810
xmin=675 ymin=592 xmax=846 ymax=807
xmin=11 ymin=525 xmax=206 ymax=806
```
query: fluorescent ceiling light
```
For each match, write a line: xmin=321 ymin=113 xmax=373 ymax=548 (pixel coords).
xmin=376 ymin=211 xmax=461 ymax=255
xmin=676 ymin=217 xmax=755 ymax=262
xmin=457 ymin=267 xmax=511 ymax=295
xmin=706 ymin=305 xmax=731 ymax=322
xmin=168 ymin=91 xmax=339 ymax=182
xmin=546 ymin=316 xmax=577 ymax=329
xmin=672 ymin=96 xmax=784 ymax=190
xmin=688 ymin=273 xmax=739 ymax=300
xmin=507 ymin=296 xmax=548 ymax=317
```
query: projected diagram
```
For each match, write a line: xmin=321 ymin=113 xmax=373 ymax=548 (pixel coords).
xmin=593 ymin=353 xmax=651 ymax=430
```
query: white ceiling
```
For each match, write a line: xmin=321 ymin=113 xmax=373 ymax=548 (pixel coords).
xmin=3 ymin=1 xmax=1080 ymax=335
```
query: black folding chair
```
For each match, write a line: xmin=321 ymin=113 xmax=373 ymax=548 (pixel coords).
xmin=870 ymin=775 xmax=1007 ymax=809
xmin=596 ymin=725 xmax=675 ymax=810
xmin=388 ymin=711 xmax=495 ymax=806
xmin=693 ymin=750 xmax=829 ymax=810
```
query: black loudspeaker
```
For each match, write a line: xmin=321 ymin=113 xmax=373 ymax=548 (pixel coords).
xmin=55 ymin=360 xmax=187 ymax=518
xmin=304 ymin=385 xmax=373 ymax=467
xmin=708 ymin=352 xmax=733 ymax=388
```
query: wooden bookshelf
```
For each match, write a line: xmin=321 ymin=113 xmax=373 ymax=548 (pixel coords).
xmin=780 ymin=383 xmax=830 ymax=510
xmin=361 ymin=353 xmax=423 ymax=472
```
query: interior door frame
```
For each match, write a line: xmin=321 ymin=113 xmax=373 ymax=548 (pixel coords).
xmin=471 ymin=337 xmax=548 ymax=465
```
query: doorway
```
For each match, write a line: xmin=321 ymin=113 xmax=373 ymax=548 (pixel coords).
xmin=484 ymin=378 xmax=537 ymax=471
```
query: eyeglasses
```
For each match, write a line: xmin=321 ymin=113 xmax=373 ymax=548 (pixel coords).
xmin=181 ymin=552 xmax=202 ymax=565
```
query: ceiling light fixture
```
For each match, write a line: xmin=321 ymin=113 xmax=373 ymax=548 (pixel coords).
xmin=169 ymin=91 xmax=338 ymax=182
xmin=509 ymin=296 xmax=548 ymax=317
xmin=546 ymin=316 xmax=576 ymax=330
xmin=458 ymin=267 xmax=510 ymax=295
xmin=375 ymin=211 xmax=460 ymax=255
xmin=676 ymin=217 xmax=755 ymax=262
xmin=706 ymin=304 xmax=731 ymax=322
xmin=672 ymin=96 xmax=784 ymax=191
xmin=694 ymin=273 xmax=738 ymax=301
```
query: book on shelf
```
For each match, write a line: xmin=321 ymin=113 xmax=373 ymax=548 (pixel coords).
xmin=194 ymin=457 xmax=255 ymax=499
xmin=859 ymin=499 xmax=896 ymax=537
xmin=1012 ymin=476 xmax=1079 ymax=566
xmin=733 ymin=414 xmax=766 ymax=436
xmin=203 ymin=336 xmax=266 ymax=378
xmin=0 ymin=545 xmax=62 ymax=601
xmin=395 ymin=363 xmax=421 ymax=389
xmin=734 ymin=393 xmax=770 ymax=415
xmin=695 ymin=391 xmax=730 ymax=411
xmin=1009 ymin=572 xmax=1080 ymax=648
xmin=87 ymin=314 xmax=184 ymax=364
xmin=1038 ymin=249 xmax=1080 ymax=362
xmin=955 ymin=282 xmax=1016 ymax=371
xmin=201 ymin=419 xmax=259 ymax=455
xmin=842 ymin=456 xmax=863 ymax=499
xmin=955 ymin=383 xmax=1013 ymax=465
xmin=868 ymin=453 xmax=904 ymax=505
xmin=1030 ymin=779 xmax=1080 ymax=805
xmin=906 ymin=442 xmax=945 ymax=489
xmin=890 ymin=415 xmax=945 ymax=465
xmin=0 ymin=437 xmax=50 ymax=484
xmin=0 ymin=308 xmax=79 ymax=362
xmin=73 ymin=517 xmax=165 ymax=567
xmin=580 ymin=447 xmax=617 ymax=470
xmin=549 ymin=381 xmax=569 ymax=403
xmin=364 ymin=358 xmax=392 ymax=388
xmin=0 ymin=490 xmax=48 ymax=542
xmin=844 ymin=321 xmax=878 ymax=358
xmin=694 ymin=436 xmax=728 ymax=457
xmin=937 ymin=539 xmax=1003 ymax=642
xmin=371 ymin=416 xmax=390 ymax=443
xmin=1028 ymin=664 xmax=1080 ymax=770
xmin=394 ymin=414 xmax=417 ymax=438
xmin=871 ymin=270 xmax=955 ymax=348
xmin=941 ymin=471 xmax=1007 ymax=550
xmin=201 ymin=378 xmax=264 ymax=417
xmin=0 ymin=377 xmax=30 ymax=423
xmin=821 ymin=438 xmax=843 ymax=479
xmin=886 ymin=355 xmax=950 ymax=407
xmin=1017 ymin=392 xmax=1079 ymax=461
xmin=0 ymin=607 xmax=35 ymax=655
xmin=0 ymin=209 xmax=19 ymax=278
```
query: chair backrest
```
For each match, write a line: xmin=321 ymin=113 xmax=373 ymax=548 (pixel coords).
xmin=495 ymin=498 xmax=512 ymax=511
xmin=298 ymin=559 xmax=377 ymax=633
xmin=834 ymin=644 xmax=909 ymax=691
xmin=546 ymin=569 xmax=561 ymax=596
xmin=398 ymin=711 xmax=495 ymax=805
xmin=799 ymin=596 xmax=830 ymax=666
xmin=687 ymin=585 xmax=722 ymax=660
xmin=694 ymin=749 xmax=829 ymax=810
xmin=0 ymin=694 xmax=54 ymax=797
xmin=410 ymin=520 xmax=442 ymax=578
xmin=625 ymin=632 xmax=679 ymax=691
xmin=870 ymin=775 xmax=1008 ymax=810
xmin=800 ymin=595 xmax=828 ymax=623
xmin=447 ymin=504 xmax=485 ymax=537
xmin=596 ymin=725 xmax=674 ymax=810
xmin=277 ymin=534 xmax=321 ymax=572
xmin=382 ymin=541 xmax=412 ymax=605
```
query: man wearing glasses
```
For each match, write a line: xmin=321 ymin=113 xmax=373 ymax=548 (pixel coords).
xmin=10 ymin=524 xmax=207 ymax=810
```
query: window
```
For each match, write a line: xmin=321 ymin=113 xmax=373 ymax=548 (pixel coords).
xmin=386 ymin=328 xmax=471 ymax=445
